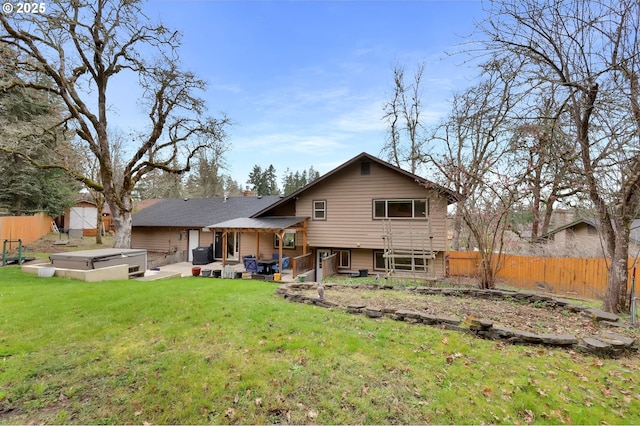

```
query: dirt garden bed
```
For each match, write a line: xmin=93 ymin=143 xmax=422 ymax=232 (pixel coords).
xmin=277 ymin=282 xmax=640 ymax=357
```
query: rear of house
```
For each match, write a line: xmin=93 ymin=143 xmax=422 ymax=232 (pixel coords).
xmin=250 ymin=153 xmax=460 ymax=280
xmin=131 ymin=196 xmax=281 ymax=266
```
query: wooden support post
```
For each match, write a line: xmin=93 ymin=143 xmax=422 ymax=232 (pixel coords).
xmin=302 ymin=220 xmax=308 ymax=255
xmin=255 ymin=230 xmax=260 ymax=258
xmin=276 ymin=231 xmax=284 ymax=272
xmin=222 ymin=231 xmax=228 ymax=266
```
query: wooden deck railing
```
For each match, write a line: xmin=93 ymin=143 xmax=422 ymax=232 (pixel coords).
xmin=321 ymin=253 xmax=339 ymax=280
xmin=292 ymin=252 xmax=314 ymax=278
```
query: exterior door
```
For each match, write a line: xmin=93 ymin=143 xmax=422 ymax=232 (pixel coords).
xmin=188 ymin=229 xmax=199 ymax=262
xmin=226 ymin=232 xmax=239 ymax=261
xmin=214 ymin=232 xmax=223 ymax=259
xmin=213 ymin=231 xmax=239 ymax=261
xmin=316 ymin=249 xmax=332 ymax=281
xmin=69 ymin=207 xmax=97 ymax=230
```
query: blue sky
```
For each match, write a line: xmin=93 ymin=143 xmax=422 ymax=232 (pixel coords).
xmin=114 ymin=0 xmax=485 ymax=188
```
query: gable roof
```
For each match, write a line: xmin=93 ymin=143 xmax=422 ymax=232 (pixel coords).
xmin=251 ymin=152 xmax=463 ymax=218
xmin=538 ymin=218 xmax=598 ymax=240
xmin=538 ymin=217 xmax=640 ymax=244
xmin=132 ymin=196 xmax=282 ymax=228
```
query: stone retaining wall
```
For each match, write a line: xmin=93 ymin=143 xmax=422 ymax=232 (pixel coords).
xmin=276 ymin=283 xmax=637 ymax=358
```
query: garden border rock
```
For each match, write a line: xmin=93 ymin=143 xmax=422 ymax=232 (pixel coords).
xmin=275 ymin=283 xmax=638 ymax=358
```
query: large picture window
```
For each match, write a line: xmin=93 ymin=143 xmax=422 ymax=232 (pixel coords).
xmin=373 ymin=199 xmax=428 ymax=219
xmin=374 ymin=250 xmax=430 ymax=273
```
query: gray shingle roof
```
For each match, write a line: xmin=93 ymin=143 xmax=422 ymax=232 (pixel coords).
xmin=132 ymin=196 xmax=282 ymax=228
xmin=208 ymin=216 xmax=308 ymax=230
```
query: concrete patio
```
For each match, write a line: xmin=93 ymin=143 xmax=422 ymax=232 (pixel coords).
xmin=136 ymin=260 xmax=299 ymax=282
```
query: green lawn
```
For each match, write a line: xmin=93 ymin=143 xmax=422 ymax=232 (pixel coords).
xmin=1 ymin=266 xmax=639 ymax=424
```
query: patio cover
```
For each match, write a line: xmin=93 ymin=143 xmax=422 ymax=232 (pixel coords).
xmin=207 ymin=216 xmax=309 ymax=267
xmin=208 ymin=216 xmax=308 ymax=232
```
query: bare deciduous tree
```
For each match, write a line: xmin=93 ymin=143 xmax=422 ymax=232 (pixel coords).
xmin=509 ymin=90 xmax=581 ymax=239
xmin=382 ymin=63 xmax=428 ymax=174
xmin=431 ymin=59 xmax=518 ymax=239
xmin=481 ymin=0 xmax=640 ymax=313
xmin=0 ymin=0 xmax=230 ymax=248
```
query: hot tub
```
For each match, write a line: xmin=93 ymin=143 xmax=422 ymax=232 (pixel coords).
xmin=49 ymin=248 xmax=147 ymax=273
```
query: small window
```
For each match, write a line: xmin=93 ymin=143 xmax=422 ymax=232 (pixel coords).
xmin=313 ymin=200 xmax=326 ymax=220
xmin=374 ymin=251 xmax=385 ymax=270
xmin=361 ymin=161 xmax=371 ymax=175
xmin=333 ymin=249 xmax=351 ymax=269
xmin=274 ymin=231 xmax=296 ymax=249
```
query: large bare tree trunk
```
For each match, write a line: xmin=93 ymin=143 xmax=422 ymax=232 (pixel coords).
xmin=0 ymin=0 xmax=229 ymax=251
xmin=603 ymin=221 xmax=631 ymax=313
xmin=95 ymin=197 xmax=103 ymax=245
xmin=107 ymin=193 xmax=133 ymax=249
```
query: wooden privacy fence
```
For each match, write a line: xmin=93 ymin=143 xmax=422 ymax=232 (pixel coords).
xmin=446 ymin=251 xmax=640 ymax=301
xmin=0 ymin=212 xmax=54 ymax=246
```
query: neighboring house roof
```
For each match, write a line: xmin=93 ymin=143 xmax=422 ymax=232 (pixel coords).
xmin=538 ymin=217 xmax=640 ymax=244
xmin=251 ymin=152 xmax=463 ymax=218
xmin=537 ymin=217 xmax=598 ymax=240
xmin=132 ymin=196 xmax=282 ymax=228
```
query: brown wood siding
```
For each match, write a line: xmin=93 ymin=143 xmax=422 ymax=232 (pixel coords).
xmin=131 ymin=227 xmax=189 ymax=252
xmin=198 ymin=231 xmax=214 ymax=247
xmin=326 ymin=248 xmax=445 ymax=278
xmin=239 ymin=231 xmax=304 ymax=259
xmin=265 ymin=199 xmax=296 ymax=216
xmin=295 ymin=160 xmax=449 ymax=252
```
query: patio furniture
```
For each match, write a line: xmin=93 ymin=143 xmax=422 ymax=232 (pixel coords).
xmin=244 ymin=257 xmax=264 ymax=274
xmin=257 ymin=259 xmax=278 ymax=275
xmin=272 ymin=256 xmax=290 ymax=272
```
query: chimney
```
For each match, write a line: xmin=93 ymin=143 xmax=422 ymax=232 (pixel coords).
xmin=243 ymin=186 xmax=254 ymax=197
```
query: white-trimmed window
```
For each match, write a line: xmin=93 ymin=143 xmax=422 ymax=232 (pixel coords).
xmin=374 ymin=250 xmax=430 ymax=272
xmin=373 ymin=199 xmax=428 ymax=219
xmin=274 ymin=231 xmax=296 ymax=249
xmin=313 ymin=200 xmax=327 ymax=220
xmin=332 ymin=249 xmax=350 ymax=269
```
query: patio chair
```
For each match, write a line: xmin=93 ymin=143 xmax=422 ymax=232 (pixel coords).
xmin=243 ymin=257 xmax=264 ymax=274
xmin=272 ymin=256 xmax=290 ymax=272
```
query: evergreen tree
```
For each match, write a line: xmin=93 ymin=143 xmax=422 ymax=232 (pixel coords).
xmin=0 ymin=43 xmax=77 ymax=216
xmin=222 ymin=175 xmax=243 ymax=196
xmin=264 ymin=165 xmax=279 ymax=195
xmin=281 ymin=166 xmax=321 ymax=195
xmin=247 ymin=165 xmax=266 ymax=195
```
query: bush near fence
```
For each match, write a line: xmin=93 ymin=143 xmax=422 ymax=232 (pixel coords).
xmin=0 ymin=212 xmax=54 ymax=246
xmin=446 ymin=251 xmax=640 ymax=301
